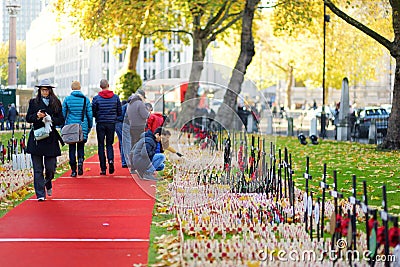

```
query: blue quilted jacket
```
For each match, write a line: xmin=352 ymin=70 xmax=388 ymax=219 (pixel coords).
xmin=62 ymin=91 xmax=93 ymax=141
xmin=92 ymin=90 xmax=122 ymax=124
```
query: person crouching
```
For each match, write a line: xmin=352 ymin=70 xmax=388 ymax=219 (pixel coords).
xmin=131 ymin=127 xmax=166 ymax=181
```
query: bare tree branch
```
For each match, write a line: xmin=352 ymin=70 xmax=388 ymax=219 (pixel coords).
xmin=325 ymin=0 xmax=392 ymax=51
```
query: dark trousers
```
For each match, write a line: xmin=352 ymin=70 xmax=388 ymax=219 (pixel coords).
xmin=96 ymin=122 xmax=116 ymax=171
xmin=31 ymin=154 xmax=57 ymax=199
xmin=9 ymin=120 xmax=15 ymax=131
xmin=69 ymin=141 xmax=86 ymax=165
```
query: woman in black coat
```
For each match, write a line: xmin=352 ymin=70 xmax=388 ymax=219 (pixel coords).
xmin=26 ymin=79 xmax=65 ymax=201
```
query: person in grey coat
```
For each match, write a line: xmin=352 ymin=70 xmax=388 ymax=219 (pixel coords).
xmin=126 ymin=89 xmax=149 ymax=149
xmin=62 ymin=81 xmax=93 ymax=177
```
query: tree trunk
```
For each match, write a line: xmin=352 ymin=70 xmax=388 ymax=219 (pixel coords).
xmin=379 ymin=3 xmax=400 ymax=149
xmin=124 ymin=43 xmax=140 ymax=72
xmin=174 ymin=31 xmax=208 ymax=128
xmin=380 ymin=55 xmax=400 ymax=149
xmin=285 ymin=65 xmax=293 ymax=109
xmin=215 ymin=0 xmax=260 ymax=129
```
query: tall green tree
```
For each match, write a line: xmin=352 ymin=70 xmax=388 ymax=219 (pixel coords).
xmin=52 ymin=0 xmax=163 ymax=72
xmin=0 ymin=41 xmax=26 ymax=87
xmin=271 ymin=0 xmax=399 ymax=149
xmin=163 ymin=1 xmax=245 ymax=126
xmin=322 ymin=0 xmax=398 ymax=149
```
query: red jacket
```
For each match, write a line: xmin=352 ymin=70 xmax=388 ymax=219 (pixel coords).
xmin=146 ymin=113 xmax=164 ymax=133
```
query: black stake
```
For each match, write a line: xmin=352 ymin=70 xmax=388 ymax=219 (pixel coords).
xmin=330 ymin=170 xmax=343 ymax=251
xmin=362 ymin=180 xmax=371 ymax=261
xmin=303 ymin=156 xmax=312 ymax=232
xmin=382 ymin=185 xmax=390 ymax=267
xmin=320 ymin=163 xmax=329 ymax=240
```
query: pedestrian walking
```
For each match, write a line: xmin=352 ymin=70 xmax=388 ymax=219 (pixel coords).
xmin=7 ymin=103 xmax=19 ymax=131
xmin=62 ymin=81 xmax=93 ymax=177
xmin=26 ymin=79 xmax=65 ymax=201
xmin=126 ymin=89 xmax=149 ymax=149
xmin=0 ymin=102 xmax=5 ymax=131
xmin=115 ymin=100 xmax=128 ymax=168
xmin=92 ymin=79 xmax=122 ymax=175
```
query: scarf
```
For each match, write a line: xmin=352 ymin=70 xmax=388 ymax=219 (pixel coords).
xmin=42 ymin=97 xmax=50 ymax=106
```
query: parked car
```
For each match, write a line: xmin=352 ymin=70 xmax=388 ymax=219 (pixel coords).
xmin=381 ymin=104 xmax=392 ymax=114
xmin=352 ymin=107 xmax=389 ymax=138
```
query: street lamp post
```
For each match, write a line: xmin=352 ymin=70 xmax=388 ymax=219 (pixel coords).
xmin=78 ymin=48 xmax=83 ymax=82
xmin=6 ymin=0 xmax=21 ymax=89
xmin=321 ymin=3 xmax=330 ymax=138
xmin=16 ymin=62 xmax=20 ymax=88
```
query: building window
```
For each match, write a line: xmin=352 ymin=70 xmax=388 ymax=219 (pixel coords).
xmin=103 ymin=51 xmax=109 ymax=63
xmin=144 ymin=51 xmax=148 ymax=61
xmin=168 ymin=69 xmax=172 ymax=78
xmin=144 ymin=69 xmax=148 ymax=80
xmin=174 ymin=33 xmax=180 ymax=44
xmin=174 ymin=52 xmax=180 ymax=63
xmin=168 ymin=51 xmax=172 ymax=63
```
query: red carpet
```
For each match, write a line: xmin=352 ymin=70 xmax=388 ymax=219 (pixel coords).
xmin=0 ymin=143 xmax=156 ymax=267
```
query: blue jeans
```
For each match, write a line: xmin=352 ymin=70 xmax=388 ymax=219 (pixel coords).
xmin=115 ymin=122 xmax=126 ymax=166
xmin=31 ymin=154 xmax=57 ymax=199
xmin=96 ymin=123 xmax=116 ymax=171
xmin=147 ymin=153 xmax=165 ymax=173
xmin=69 ymin=141 xmax=86 ymax=165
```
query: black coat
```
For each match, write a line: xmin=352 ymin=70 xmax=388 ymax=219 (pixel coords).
xmin=131 ymin=130 xmax=158 ymax=173
xmin=26 ymin=98 xmax=65 ymax=157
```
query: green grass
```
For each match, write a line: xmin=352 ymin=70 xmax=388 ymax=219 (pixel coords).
xmin=270 ymin=136 xmax=400 ymax=215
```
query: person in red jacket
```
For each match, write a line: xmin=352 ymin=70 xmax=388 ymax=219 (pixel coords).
xmin=145 ymin=103 xmax=165 ymax=133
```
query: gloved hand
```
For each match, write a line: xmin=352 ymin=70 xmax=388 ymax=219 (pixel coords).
xmin=176 ymin=152 xmax=183 ymax=157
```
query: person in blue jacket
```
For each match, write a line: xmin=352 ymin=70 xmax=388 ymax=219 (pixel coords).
xmin=92 ymin=79 xmax=122 ymax=175
xmin=131 ymin=127 xmax=166 ymax=181
xmin=62 ymin=81 xmax=93 ymax=177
